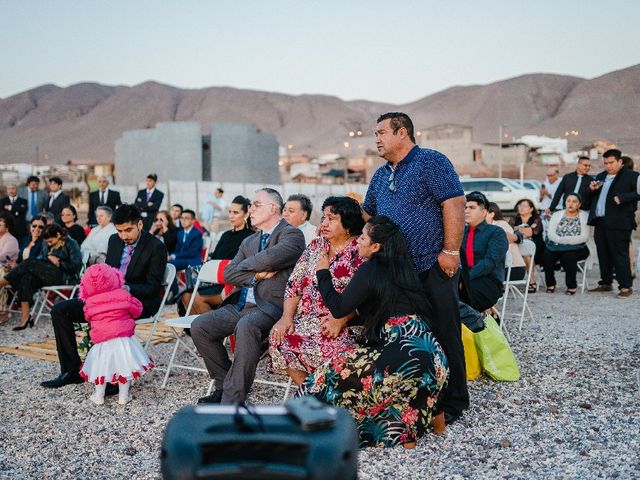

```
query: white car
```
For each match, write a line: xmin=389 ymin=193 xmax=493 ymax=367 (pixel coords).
xmin=459 ymin=177 xmax=540 ymax=212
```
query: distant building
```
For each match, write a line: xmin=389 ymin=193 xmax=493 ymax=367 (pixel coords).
xmin=114 ymin=121 xmax=279 ymax=184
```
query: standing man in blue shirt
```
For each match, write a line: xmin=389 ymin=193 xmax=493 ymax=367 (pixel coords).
xmin=362 ymin=112 xmax=467 ymax=425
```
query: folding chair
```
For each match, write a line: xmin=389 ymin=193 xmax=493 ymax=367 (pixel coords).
xmin=499 ymin=242 xmax=536 ymax=333
xmin=577 ymin=243 xmax=594 ymax=294
xmin=135 ymin=263 xmax=176 ymax=350
xmin=161 ymin=260 xmax=293 ymax=401
xmin=32 ymin=250 xmax=91 ymax=325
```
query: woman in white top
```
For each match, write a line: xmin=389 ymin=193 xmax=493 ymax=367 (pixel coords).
xmin=487 ymin=203 xmax=526 ymax=281
xmin=541 ymin=193 xmax=590 ymax=295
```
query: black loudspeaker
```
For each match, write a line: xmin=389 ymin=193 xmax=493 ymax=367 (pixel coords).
xmin=161 ymin=397 xmax=359 ymax=480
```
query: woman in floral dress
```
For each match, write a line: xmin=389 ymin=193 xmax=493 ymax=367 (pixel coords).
xmin=270 ymin=197 xmax=365 ymax=385
xmin=298 ymin=215 xmax=449 ymax=448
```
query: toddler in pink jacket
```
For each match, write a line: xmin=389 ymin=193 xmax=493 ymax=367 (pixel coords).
xmin=79 ymin=263 xmax=153 ymax=405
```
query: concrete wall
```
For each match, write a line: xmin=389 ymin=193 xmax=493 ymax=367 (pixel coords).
xmin=114 ymin=122 xmax=202 ymax=183
xmin=209 ymin=123 xmax=280 ymax=184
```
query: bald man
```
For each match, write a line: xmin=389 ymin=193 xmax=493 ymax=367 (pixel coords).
xmin=88 ymin=176 xmax=122 ymax=226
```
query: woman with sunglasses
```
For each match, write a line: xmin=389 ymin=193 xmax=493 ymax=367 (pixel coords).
xmin=16 ymin=215 xmax=48 ymax=265
xmin=150 ymin=210 xmax=178 ymax=255
xmin=0 ymin=223 xmax=82 ymax=330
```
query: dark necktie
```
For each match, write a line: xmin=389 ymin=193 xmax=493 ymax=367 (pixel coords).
xmin=465 ymin=226 xmax=476 ymax=269
xmin=101 ymin=191 xmax=106 ymax=205
xmin=236 ymin=233 xmax=271 ymax=311
xmin=30 ymin=191 xmax=37 ymax=217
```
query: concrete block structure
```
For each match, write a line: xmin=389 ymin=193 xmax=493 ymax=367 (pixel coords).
xmin=209 ymin=123 xmax=280 ymax=184
xmin=114 ymin=121 xmax=280 ymax=186
xmin=114 ymin=122 xmax=202 ymax=184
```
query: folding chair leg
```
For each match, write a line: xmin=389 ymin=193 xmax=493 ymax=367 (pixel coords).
xmin=161 ymin=338 xmax=182 ymax=389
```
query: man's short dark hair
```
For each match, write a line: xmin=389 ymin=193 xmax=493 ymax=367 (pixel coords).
xmin=171 ymin=203 xmax=184 ymax=212
xmin=216 ymin=188 xmax=224 ymax=194
xmin=603 ymin=149 xmax=622 ymax=160
xmin=376 ymin=112 xmax=416 ymax=143
xmin=27 ymin=175 xmax=40 ymax=184
xmin=621 ymin=155 xmax=634 ymax=170
xmin=578 ymin=156 xmax=590 ymax=163
xmin=147 ymin=173 xmax=158 ymax=182
xmin=287 ymin=194 xmax=313 ymax=221
xmin=112 ymin=204 xmax=142 ymax=225
xmin=49 ymin=176 xmax=63 ymax=186
xmin=466 ymin=191 xmax=489 ymax=210
xmin=182 ymin=209 xmax=196 ymax=219
xmin=258 ymin=188 xmax=284 ymax=214
xmin=321 ymin=196 xmax=365 ymax=236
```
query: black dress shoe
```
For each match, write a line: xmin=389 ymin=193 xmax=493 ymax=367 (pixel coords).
xmin=105 ymin=383 xmax=119 ymax=396
xmin=40 ymin=372 xmax=84 ymax=389
xmin=444 ymin=411 xmax=462 ymax=425
xmin=197 ymin=390 xmax=224 ymax=404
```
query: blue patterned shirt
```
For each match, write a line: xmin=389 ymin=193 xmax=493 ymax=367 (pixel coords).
xmin=362 ymin=145 xmax=464 ymax=272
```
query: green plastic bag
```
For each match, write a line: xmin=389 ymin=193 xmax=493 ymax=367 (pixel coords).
xmin=473 ymin=315 xmax=520 ymax=381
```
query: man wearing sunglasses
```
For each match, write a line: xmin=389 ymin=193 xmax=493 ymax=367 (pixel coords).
xmin=363 ymin=112 xmax=467 ymax=426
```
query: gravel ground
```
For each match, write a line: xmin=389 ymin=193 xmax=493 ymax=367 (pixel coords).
xmin=0 ymin=270 xmax=638 ymax=479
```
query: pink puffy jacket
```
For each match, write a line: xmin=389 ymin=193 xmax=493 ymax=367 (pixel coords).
xmin=79 ymin=263 xmax=143 ymax=344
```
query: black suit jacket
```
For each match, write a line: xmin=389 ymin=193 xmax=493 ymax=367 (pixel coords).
xmin=105 ymin=230 xmax=168 ymax=318
xmin=44 ymin=192 xmax=71 ymax=223
xmin=0 ymin=196 xmax=28 ymax=239
xmin=586 ymin=167 xmax=639 ymax=230
xmin=88 ymin=189 xmax=122 ymax=225
xmin=134 ymin=189 xmax=164 ymax=230
xmin=549 ymin=171 xmax=593 ymax=211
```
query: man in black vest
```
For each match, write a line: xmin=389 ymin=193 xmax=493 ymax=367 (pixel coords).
xmin=88 ymin=175 xmax=122 ymax=226
xmin=586 ymin=149 xmax=638 ymax=298
xmin=41 ymin=204 xmax=167 ymax=388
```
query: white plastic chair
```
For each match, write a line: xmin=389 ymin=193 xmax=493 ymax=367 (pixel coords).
xmin=161 ymin=259 xmax=292 ymax=401
xmin=577 ymin=243 xmax=595 ymax=294
xmin=135 ymin=263 xmax=176 ymax=350
xmin=499 ymin=242 xmax=536 ymax=333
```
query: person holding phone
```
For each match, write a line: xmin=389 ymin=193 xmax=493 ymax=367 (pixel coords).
xmin=509 ymin=199 xmax=544 ymax=293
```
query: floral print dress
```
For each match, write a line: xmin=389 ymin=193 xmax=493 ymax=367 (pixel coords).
xmin=269 ymin=237 xmax=364 ymax=373
xmin=298 ymin=314 xmax=448 ymax=448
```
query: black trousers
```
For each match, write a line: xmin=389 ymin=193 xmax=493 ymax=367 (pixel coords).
xmin=594 ymin=222 xmax=633 ymax=289
xmin=50 ymin=299 xmax=86 ymax=374
xmin=5 ymin=259 xmax=63 ymax=306
xmin=419 ymin=265 xmax=469 ymax=417
xmin=468 ymin=276 xmax=503 ymax=312
xmin=541 ymin=247 xmax=589 ymax=289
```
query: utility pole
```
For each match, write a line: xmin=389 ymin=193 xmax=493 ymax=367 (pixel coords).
xmin=498 ymin=125 xmax=503 ymax=179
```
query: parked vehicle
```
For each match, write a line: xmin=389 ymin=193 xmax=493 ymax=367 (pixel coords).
xmin=459 ymin=177 xmax=540 ymax=212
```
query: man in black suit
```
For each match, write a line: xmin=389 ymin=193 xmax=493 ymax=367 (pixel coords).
xmin=586 ymin=149 xmax=638 ymax=298
xmin=19 ymin=175 xmax=48 ymax=222
xmin=1 ymin=184 xmax=28 ymax=240
xmin=41 ymin=204 xmax=167 ymax=388
xmin=88 ymin=175 xmax=122 ymax=226
xmin=546 ymin=156 xmax=593 ymax=214
xmin=44 ymin=176 xmax=70 ymax=225
xmin=134 ymin=173 xmax=164 ymax=230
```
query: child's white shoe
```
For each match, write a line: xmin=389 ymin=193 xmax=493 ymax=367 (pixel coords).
xmin=118 ymin=395 xmax=131 ymax=405
xmin=90 ymin=394 xmax=105 ymax=406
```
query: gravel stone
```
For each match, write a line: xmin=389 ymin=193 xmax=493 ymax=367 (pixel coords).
xmin=0 ymin=268 xmax=638 ymax=479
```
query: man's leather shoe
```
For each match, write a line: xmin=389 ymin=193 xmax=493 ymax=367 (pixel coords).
xmin=40 ymin=372 xmax=84 ymax=389
xmin=617 ymin=288 xmax=633 ymax=298
xmin=588 ymin=284 xmax=613 ymax=293
xmin=197 ymin=390 xmax=223 ymax=404
xmin=444 ymin=411 xmax=462 ymax=425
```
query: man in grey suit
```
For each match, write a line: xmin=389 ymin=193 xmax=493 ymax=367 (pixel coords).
xmin=19 ymin=176 xmax=48 ymax=222
xmin=192 ymin=188 xmax=305 ymax=404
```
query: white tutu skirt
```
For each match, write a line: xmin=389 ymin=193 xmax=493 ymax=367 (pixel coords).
xmin=80 ymin=336 xmax=154 ymax=385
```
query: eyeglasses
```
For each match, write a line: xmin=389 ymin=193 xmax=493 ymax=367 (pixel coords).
xmin=154 ymin=218 xmax=164 ymax=222
xmin=388 ymin=170 xmax=397 ymax=193
xmin=31 ymin=224 xmax=45 ymax=229
xmin=250 ymin=202 xmax=274 ymax=209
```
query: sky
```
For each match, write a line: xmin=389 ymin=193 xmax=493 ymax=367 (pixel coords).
xmin=1 ymin=0 xmax=639 ymax=104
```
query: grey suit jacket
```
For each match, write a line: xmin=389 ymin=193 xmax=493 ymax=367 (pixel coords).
xmin=18 ymin=188 xmax=48 ymax=220
xmin=224 ymin=219 xmax=305 ymax=320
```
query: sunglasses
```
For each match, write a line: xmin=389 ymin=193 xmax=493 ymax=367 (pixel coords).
xmin=31 ymin=224 xmax=45 ymax=229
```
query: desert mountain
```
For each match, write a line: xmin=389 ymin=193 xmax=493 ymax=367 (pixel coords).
xmin=0 ymin=64 xmax=638 ymax=166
